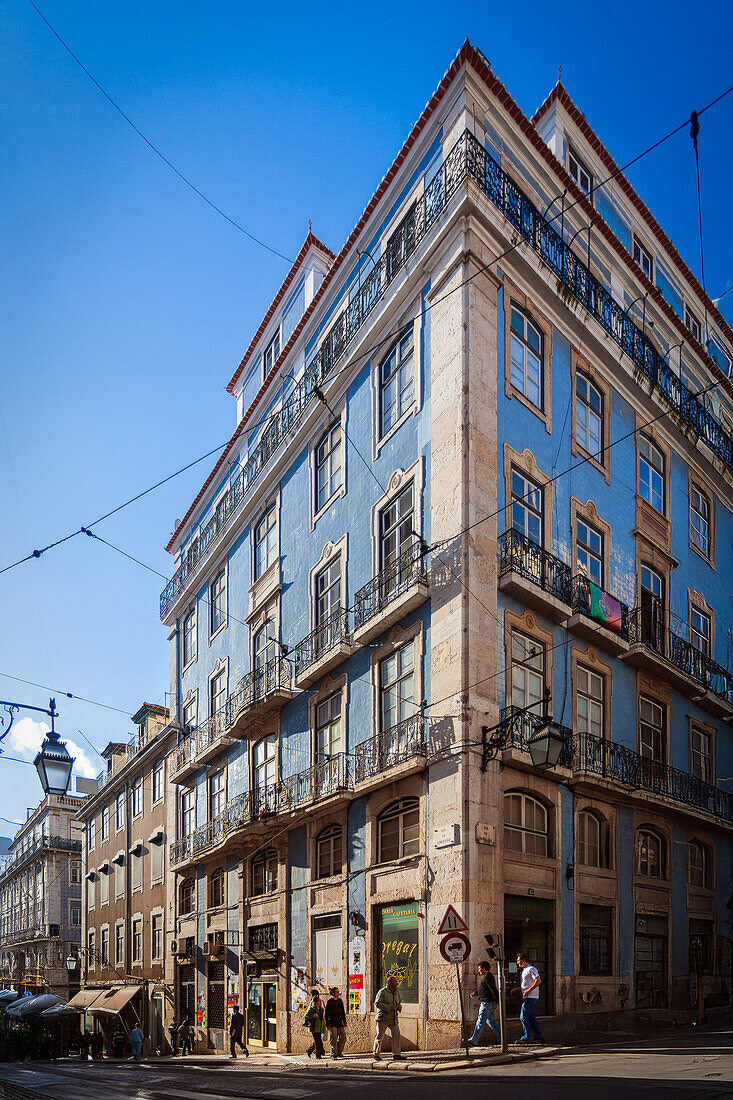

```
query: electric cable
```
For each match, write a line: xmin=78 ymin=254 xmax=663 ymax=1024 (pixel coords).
xmin=0 ymin=671 xmax=132 ymax=716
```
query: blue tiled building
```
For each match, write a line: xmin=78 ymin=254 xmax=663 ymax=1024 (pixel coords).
xmin=160 ymin=43 xmax=733 ymax=1051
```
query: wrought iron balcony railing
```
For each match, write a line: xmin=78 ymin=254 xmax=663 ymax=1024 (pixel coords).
xmin=575 ymin=732 xmax=733 ymax=822
xmin=497 ymin=705 xmax=574 ymax=768
xmin=0 ymin=835 xmax=82 ymax=884
xmin=225 ymin=657 xmax=292 ymax=729
xmin=627 ymin=607 xmax=733 ymax=705
xmin=353 ymin=542 xmax=428 ymax=631
xmin=194 ymin=710 xmax=229 ymax=756
xmin=293 ymin=609 xmax=350 ymax=677
xmin=498 ymin=529 xmax=572 ymax=606
xmin=571 ymin=574 xmax=629 ymax=639
xmin=280 ymin=753 xmax=350 ymax=807
xmin=352 ymin=714 xmax=428 ymax=784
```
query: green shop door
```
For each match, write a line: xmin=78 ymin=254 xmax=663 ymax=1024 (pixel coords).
xmin=504 ymin=895 xmax=554 ymax=1016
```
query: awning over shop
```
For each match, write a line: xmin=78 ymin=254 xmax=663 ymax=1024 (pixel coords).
xmin=90 ymin=985 xmax=141 ymax=1014
xmin=67 ymin=987 xmax=110 ymax=1011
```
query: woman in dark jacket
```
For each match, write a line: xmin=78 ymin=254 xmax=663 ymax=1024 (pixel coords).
xmin=325 ymin=986 xmax=347 ymax=1058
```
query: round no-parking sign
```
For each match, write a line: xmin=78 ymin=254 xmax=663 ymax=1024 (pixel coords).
xmin=439 ymin=931 xmax=471 ymax=963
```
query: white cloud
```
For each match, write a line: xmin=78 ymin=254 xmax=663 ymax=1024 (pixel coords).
xmin=7 ymin=717 xmax=97 ymax=780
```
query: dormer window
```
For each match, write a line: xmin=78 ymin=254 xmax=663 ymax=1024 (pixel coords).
xmin=263 ymin=330 xmax=281 ymax=376
xmin=567 ymin=147 xmax=592 ymax=199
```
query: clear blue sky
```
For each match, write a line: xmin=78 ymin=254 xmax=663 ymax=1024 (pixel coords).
xmin=1 ymin=0 xmax=731 ymax=826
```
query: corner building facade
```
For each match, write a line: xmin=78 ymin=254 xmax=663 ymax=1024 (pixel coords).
xmin=161 ymin=42 xmax=733 ymax=1051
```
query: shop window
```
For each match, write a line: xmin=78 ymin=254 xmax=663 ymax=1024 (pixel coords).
xmin=579 ymin=904 xmax=612 ymax=975
xmin=689 ymin=918 xmax=714 ymax=975
xmin=375 ymin=901 xmax=419 ymax=1004
xmin=504 ymin=791 xmax=549 ymax=857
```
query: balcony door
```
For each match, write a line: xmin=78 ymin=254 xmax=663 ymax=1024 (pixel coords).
xmin=640 ymin=566 xmax=665 ymax=648
xmin=380 ymin=483 xmax=414 ymax=592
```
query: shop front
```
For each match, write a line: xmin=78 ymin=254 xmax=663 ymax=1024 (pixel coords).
xmin=504 ymin=895 xmax=554 ymax=1016
xmin=634 ymin=914 xmax=668 ymax=1008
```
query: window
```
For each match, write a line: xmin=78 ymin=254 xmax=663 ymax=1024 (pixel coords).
xmin=316 ymin=693 xmax=342 ymax=762
xmin=181 ymin=789 xmax=195 ymax=837
xmin=576 ymin=519 xmax=603 ymax=587
xmin=182 ymin=609 xmax=196 ymax=666
xmin=70 ymin=903 xmax=81 ymax=927
xmin=151 ymin=913 xmax=163 ymax=961
xmin=152 ymin=761 xmax=164 ymax=804
xmin=640 ymin=565 xmax=664 ymax=612
xmin=251 ymin=849 xmax=278 ymax=896
xmin=315 ymin=423 xmax=342 ymax=512
xmin=685 ymin=307 xmax=702 ymax=343
xmin=316 ymin=824 xmax=343 ymax=879
xmin=575 ymin=372 xmax=603 ymax=458
xmin=180 ymin=878 xmax=195 ymax=916
xmin=380 ymin=482 xmax=414 ymax=570
xmin=88 ymin=930 xmax=95 ymax=966
xmin=254 ymin=505 xmax=277 ymax=579
xmin=633 ymin=235 xmax=653 ymax=279
xmin=210 ymin=570 xmax=227 ymax=634
xmin=579 ymin=905 xmax=612 ymax=975
xmin=578 ymin=810 xmax=609 ymax=868
xmin=101 ymin=807 xmax=109 ymax=841
xmin=210 ymin=668 xmax=227 ymax=717
xmin=209 ymin=867 xmax=225 ymax=909
xmin=253 ymin=734 xmax=276 ymax=792
xmin=639 ymin=697 xmax=665 ymax=761
xmin=115 ymin=792 xmax=125 ymax=832
xmin=636 ymin=829 xmax=665 ymax=878
xmin=380 ymin=329 xmax=415 ymax=436
xmin=315 ymin=557 xmax=341 ymax=626
xmin=504 ymin=792 xmax=549 ymax=857
xmin=688 ymin=839 xmax=711 ymax=888
xmin=690 ymin=607 xmax=711 ymax=657
xmin=150 ymin=837 xmax=163 ymax=883
xmin=510 ymin=307 xmax=543 ymax=409
xmin=115 ymin=924 xmax=124 ymax=966
xmin=210 ymin=770 xmax=226 ymax=819
xmin=89 ymin=818 xmax=96 ymax=851
xmin=689 ymin=918 xmax=714 ymax=975
xmin=510 ymin=468 xmax=543 ymax=545
xmin=87 ymin=875 xmax=96 ymax=908
xmin=131 ymin=850 xmax=142 ymax=892
xmin=639 ymin=436 xmax=665 ymax=514
xmin=511 ymin=631 xmax=545 ymax=714
xmin=182 ymin=697 xmax=197 ymax=731
xmin=378 ymin=798 xmax=419 ymax=862
xmin=690 ymin=726 xmax=712 ymax=783
xmin=114 ymin=860 xmax=124 ymax=898
xmin=131 ymin=779 xmax=143 ymax=818
xmin=253 ymin=620 xmax=276 ymax=672
xmin=100 ymin=868 xmax=109 ymax=905
xmin=690 ymin=487 xmax=711 ymax=558
xmin=313 ymin=913 xmax=343 ymax=990
xmin=132 ymin=918 xmax=142 ymax=964
xmin=70 ymin=860 xmax=82 ymax=884
xmin=577 ymin=665 xmax=604 ymax=740
xmin=263 ymin=329 xmax=280 ymax=375
xmin=380 ymin=642 xmax=415 ymax=732
xmin=567 ymin=148 xmax=592 ymax=197
xmin=101 ymin=927 xmax=109 ymax=967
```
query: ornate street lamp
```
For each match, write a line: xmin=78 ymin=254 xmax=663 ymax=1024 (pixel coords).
xmin=33 ymin=699 xmax=74 ymax=796
xmin=527 ymin=718 xmax=567 ymax=769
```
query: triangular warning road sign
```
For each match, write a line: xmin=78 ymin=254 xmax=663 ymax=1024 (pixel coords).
xmin=437 ymin=904 xmax=468 ymax=934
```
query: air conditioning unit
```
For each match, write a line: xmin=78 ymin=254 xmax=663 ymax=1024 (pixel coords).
xmin=203 ymin=941 xmax=225 ymax=959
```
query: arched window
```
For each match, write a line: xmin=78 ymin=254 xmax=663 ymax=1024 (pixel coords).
xmin=252 ymin=849 xmax=278 ymax=896
xmin=180 ymin=878 xmax=195 ymax=915
xmin=316 ymin=824 xmax=343 ymax=879
xmin=636 ymin=828 xmax=665 ymax=878
xmin=504 ymin=792 xmax=549 ymax=857
xmin=378 ymin=797 xmax=419 ymax=863
xmin=209 ymin=867 xmax=225 ymax=908
xmin=510 ymin=306 xmax=543 ymax=409
xmin=577 ymin=810 xmax=610 ymax=869
xmin=688 ymin=839 xmax=710 ymax=888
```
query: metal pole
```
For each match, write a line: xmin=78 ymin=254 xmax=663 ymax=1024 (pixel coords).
xmin=497 ymin=961 xmax=508 ymax=1055
xmin=455 ymin=962 xmax=470 ymax=1059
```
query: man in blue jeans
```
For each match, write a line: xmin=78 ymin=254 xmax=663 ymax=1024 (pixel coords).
xmin=516 ymin=952 xmax=544 ymax=1043
xmin=468 ymin=961 xmax=501 ymax=1046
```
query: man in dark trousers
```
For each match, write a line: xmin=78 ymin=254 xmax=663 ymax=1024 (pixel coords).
xmin=468 ymin=960 xmax=501 ymax=1046
xmin=229 ymin=1004 xmax=249 ymax=1059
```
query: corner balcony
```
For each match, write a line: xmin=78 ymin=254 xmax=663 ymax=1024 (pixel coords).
xmin=352 ymin=713 xmax=428 ymax=791
xmin=293 ymin=610 xmax=353 ymax=688
xmin=623 ymin=609 xmax=733 ymax=720
xmin=492 ymin=705 xmax=573 ymax=774
xmin=572 ymin=732 xmax=733 ymax=825
xmin=498 ymin=530 xmax=571 ymax=622
xmin=225 ymin=657 xmax=294 ymax=735
xmin=567 ymin=574 xmax=630 ymax=656
xmin=352 ymin=543 xmax=429 ymax=646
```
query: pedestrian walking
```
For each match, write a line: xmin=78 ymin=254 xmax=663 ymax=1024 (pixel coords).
xmin=177 ymin=1018 xmax=192 ymax=1056
xmin=112 ymin=1024 xmax=126 ymax=1059
xmin=90 ymin=1030 xmax=104 ymax=1060
xmin=325 ymin=986 xmax=347 ymax=1058
xmin=229 ymin=1004 xmax=249 ymax=1059
xmin=130 ymin=1024 xmax=144 ymax=1060
xmin=167 ymin=1017 xmax=178 ymax=1055
xmin=79 ymin=1030 xmax=91 ymax=1061
xmin=515 ymin=952 xmax=544 ymax=1043
xmin=468 ymin=960 xmax=501 ymax=1047
xmin=372 ymin=975 xmax=404 ymax=1061
xmin=304 ymin=990 xmax=326 ymax=1059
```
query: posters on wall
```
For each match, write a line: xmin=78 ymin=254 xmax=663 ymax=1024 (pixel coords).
xmin=290 ymin=965 xmax=309 ymax=1013
xmin=348 ymin=934 xmax=366 ymax=1015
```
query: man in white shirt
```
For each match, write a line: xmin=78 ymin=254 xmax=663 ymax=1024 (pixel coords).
xmin=516 ymin=952 xmax=544 ymax=1043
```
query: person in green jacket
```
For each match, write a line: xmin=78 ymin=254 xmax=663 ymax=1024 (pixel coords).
xmin=373 ymin=975 xmax=405 ymax=1061
xmin=304 ymin=990 xmax=326 ymax=1059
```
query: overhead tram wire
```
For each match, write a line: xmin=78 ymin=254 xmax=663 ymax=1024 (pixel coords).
xmin=0 ymin=670 xmax=132 ymax=716
xmin=25 ymin=0 xmax=294 ymax=264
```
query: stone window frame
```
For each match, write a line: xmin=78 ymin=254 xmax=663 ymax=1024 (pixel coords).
xmin=503 ymin=608 xmax=555 ymax=716
xmin=151 ymin=759 xmax=165 ymax=807
xmin=181 ymin=603 xmax=198 ymax=672
xmin=369 ymin=457 xmax=424 ymax=576
xmin=370 ymin=302 xmax=424 ymax=460
xmin=308 ymin=534 xmax=348 ymax=634
xmin=310 ymin=400 xmax=348 ymax=529
xmin=131 ymin=911 xmax=144 ymax=967
xmin=252 ymin=497 xmax=280 ymax=584
xmin=570 ymin=348 xmax=611 ymax=483
xmin=207 ymin=657 xmax=229 ymax=720
xmin=503 ymin=277 xmax=553 ymax=433
xmin=571 ymin=643 xmax=613 ymax=745
xmin=248 ymin=591 xmax=282 ymax=680
xmin=633 ymin=821 xmax=670 ymax=881
xmin=150 ymin=908 xmax=165 ymax=962
xmin=636 ymin=421 xmax=671 ymax=520
xmin=687 ymin=715 xmax=716 ymax=785
xmin=687 ymin=589 xmax=715 ymax=657
xmin=635 ymin=682 xmax=671 ymax=763
xmin=503 ymin=787 xmax=554 ymax=859
xmin=687 ymin=834 xmax=714 ymax=890
xmin=575 ymin=805 xmax=613 ymax=871
xmin=574 ymin=795 xmax=617 ymax=876
xmin=503 ymin=445 xmax=553 ymax=551
xmin=114 ymin=920 xmax=125 ymax=966
xmin=570 ymin=498 xmax=612 ymax=590
xmin=370 ymin=622 xmax=424 ymax=742
xmin=248 ymin=488 xmax=283 ymax=616
xmin=366 ymin=771 xmax=424 ymax=871
xmin=309 ymin=672 xmax=348 ymax=765
xmin=208 ymin=559 xmax=228 ymax=643
xmin=313 ymin=820 xmax=345 ymax=882
xmin=181 ymin=688 xmax=198 ymax=732
xmin=688 ymin=470 xmax=716 ymax=568
xmin=635 ymin=552 xmax=671 ymax=621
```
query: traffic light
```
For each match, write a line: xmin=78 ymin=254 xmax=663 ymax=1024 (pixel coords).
xmin=485 ymin=933 xmax=503 ymax=962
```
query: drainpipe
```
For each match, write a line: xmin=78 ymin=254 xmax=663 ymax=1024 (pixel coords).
xmin=124 ymin=780 xmax=131 ymax=979
xmin=460 ymin=240 xmax=471 ymax=941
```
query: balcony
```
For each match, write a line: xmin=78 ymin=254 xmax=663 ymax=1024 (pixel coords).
xmin=279 ymin=753 xmax=351 ymax=809
xmin=226 ymin=658 xmax=294 ymax=735
xmin=624 ymin=608 xmax=733 ymax=719
xmin=573 ymin=732 xmax=733 ymax=824
xmin=352 ymin=714 xmax=428 ymax=788
xmin=293 ymin=610 xmax=353 ymax=688
xmin=567 ymin=575 xmax=630 ymax=655
xmin=170 ymin=737 xmax=197 ymax=784
xmin=0 ymin=835 xmax=82 ymax=885
xmin=353 ymin=543 xmax=429 ymax=646
xmin=193 ymin=712 xmax=234 ymax=768
xmin=498 ymin=530 xmax=571 ymax=622
xmin=493 ymin=705 xmax=574 ymax=773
